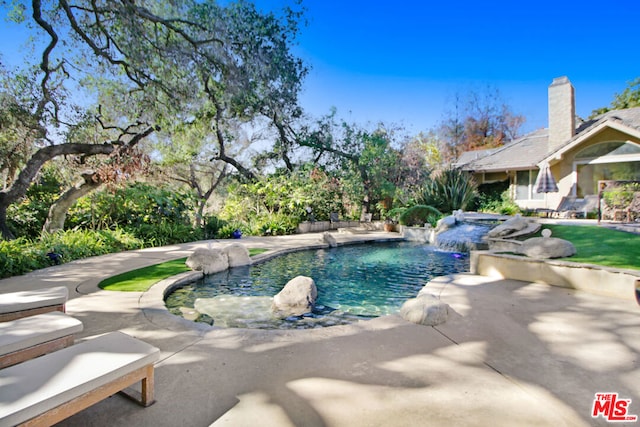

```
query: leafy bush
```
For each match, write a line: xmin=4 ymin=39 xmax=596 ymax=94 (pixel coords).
xmin=476 ymin=190 xmax=520 ymax=215
xmin=603 ymin=183 xmax=640 ymax=209
xmin=256 ymin=213 xmax=298 ymax=236
xmin=216 ymin=223 xmax=246 ymax=239
xmin=68 ymin=182 xmax=196 ymax=230
xmin=418 ymin=167 xmax=477 ymax=214
xmin=398 ymin=205 xmax=442 ymax=227
xmin=129 ymin=221 xmax=203 ymax=247
xmin=0 ymin=229 xmax=144 ymax=279
xmin=203 ymin=215 xmax=227 ymax=239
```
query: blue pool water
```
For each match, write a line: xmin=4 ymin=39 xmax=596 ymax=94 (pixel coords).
xmin=166 ymin=241 xmax=469 ymax=329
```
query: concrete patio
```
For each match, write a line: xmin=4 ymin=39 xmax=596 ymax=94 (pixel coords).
xmin=0 ymin=231 xmax=638 ymax=426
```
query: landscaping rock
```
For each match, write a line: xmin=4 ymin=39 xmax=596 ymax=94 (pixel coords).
xmin=272 ymin=276 xmax=317 ymax=318
xmin=224 ymin=243 xmax=251 ymax=267
xmin=487 ymin=214 xmax=534 ymax=238
xmin=186 ymin=247 xmax=229 ymax=275
xmin=323 ymin=231 xmax=338 ymax=248
xmin=400 ymin=293 xmax=449 ymax=326
xmin=520 ymin=229 xmax=576 ymax=259
xmin=435 ymin=215 xmax=457 ymax=233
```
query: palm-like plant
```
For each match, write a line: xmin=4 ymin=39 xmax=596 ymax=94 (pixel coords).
xmin=418 ymin=167 xmax=478 ymax=214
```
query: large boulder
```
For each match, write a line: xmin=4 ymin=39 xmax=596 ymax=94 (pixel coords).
xmin=186 ymin=247 xmax=229 ymax=275
xmin=520 ymin=229 xmax=576 ymax=259
xmin=224 ymin=243 xmax=251 ymax=267
xmin=272 ymin=276 xmax=317 ymax=318
xmin=400 ymin=293 xmax=449 ymax=326
xmin=487 ymin=214 xmax=533 ymax=238
xmin=435 ymin=215 xmax=457 ymax=233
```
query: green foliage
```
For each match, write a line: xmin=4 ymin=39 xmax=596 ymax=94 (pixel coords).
xmin=0 ymin=229 xmax=144 ymax=279
xmin=203 ymin=215 xmax=227 ymax=239
xmin=132 ymin=221 xmax=203 ymax=247
xmin=591 ymin=77 xmax=640 ymax=117
xmin=219 ymin=166 xmax=348 ymax=235
xmin=67 ymin=182 xmax=199 ymax=245
xmin=418 ymin=167 xmax=478 ymax=214
xmin=7 ymin=166 xmax=63 ymax=239
xmin=398 ymin=205 xmax=442 ymax=227
xmin=602 ymin=183 xmax=640 ymax=209
xmin=475 ymin=186 xmax=521 ymax=215
xmin=256 ymin=212 xmax=298 ymax=236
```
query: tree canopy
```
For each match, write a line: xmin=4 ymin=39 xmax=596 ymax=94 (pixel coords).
xmin=0 ymin=0 xmax=307 ymax=239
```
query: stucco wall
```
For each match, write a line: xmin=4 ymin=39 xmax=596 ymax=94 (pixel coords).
xmin=550 ymin=127 xmax=640 ymax=210
xmin=470 ymin=251 xmax=639 ymax=302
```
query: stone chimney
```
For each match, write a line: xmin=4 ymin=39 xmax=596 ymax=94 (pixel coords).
xmin=548 ymin=76 xmax=575 ymax=151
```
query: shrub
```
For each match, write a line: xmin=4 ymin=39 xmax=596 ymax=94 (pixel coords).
xmin=203 ymin=215 xmax=227 ymax=239
xmin=130 ymin=221 xmax=203 ymax=247
xmin=419 ymin=167 xmax=477 ymax=214
xmin=256 ymin=213 xmax=298 ymax=236
xmin=476 ymin=190 xmax=520 ymax=215
xmin=603 ymin=183 xmax=640 ymax=209
xmin=399 ymin=205 xmax=442 ymax=227
xmin=0 ymin=229 xmax=144 ymax=279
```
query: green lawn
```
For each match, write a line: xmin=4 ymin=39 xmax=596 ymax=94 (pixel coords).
xmin=99 ymin=248 xmax=269 ymax=291
xmin=539 ymin=224 xmax=640 ymax=270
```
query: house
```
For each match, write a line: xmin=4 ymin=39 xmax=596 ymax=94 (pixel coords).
xmin=458 ymin=76 xmax=640 ymax=214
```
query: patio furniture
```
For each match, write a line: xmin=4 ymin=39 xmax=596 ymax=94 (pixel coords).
xmin=0 ymin=331 xmax=160 ymax=426
xmin=0 ymin=287 xmax=69 ymax=322
xmin=0 ymin=311 xmax=83 ymax=369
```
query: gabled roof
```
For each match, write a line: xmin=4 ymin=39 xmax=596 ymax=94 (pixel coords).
xmin=459 ymin=106 xmax=640 ymax=172
xmin=458 ymin=128 xmax=549 ymax=172
xmin=540 ymin=107 xmax=640 ymax=166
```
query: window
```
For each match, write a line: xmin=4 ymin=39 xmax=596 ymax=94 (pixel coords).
xmin=577 ymin=161 xmax=640 ymax=197
xmin=515 ymin=170 xmax=544 ymax=200
xmin=574 ymin=141 xmax=640 ymax=197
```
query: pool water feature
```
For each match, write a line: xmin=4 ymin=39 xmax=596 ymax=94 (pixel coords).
xmin=435 ymin=221 xmax=493 ymax=252
xmin=165 ymin=241 xmax=469 ymax=329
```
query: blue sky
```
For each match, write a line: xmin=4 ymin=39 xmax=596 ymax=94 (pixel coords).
xmin=274 ymin=0 xmax=640 ymax=134
xmin=2 ymin=1 xmax=640 ymax=136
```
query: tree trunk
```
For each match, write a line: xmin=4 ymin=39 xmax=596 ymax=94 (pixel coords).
xmin=0 ymin=126 xmax=155 ymax=240
xmin=43 ymin=172 xmax=103 ymax=233
xmin=0 ymin=143 xmax=115 ymax=240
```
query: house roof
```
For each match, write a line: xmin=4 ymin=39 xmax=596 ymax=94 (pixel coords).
xmin=459 ymin=106 xmax=640 ymax=172
xmin=541 ymin=107 xmax=640 ymax=165
xmin=458 ymin=128 xmax=549 ymax=172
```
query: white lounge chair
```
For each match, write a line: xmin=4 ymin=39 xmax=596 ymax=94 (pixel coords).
xmin=0 ymin=311 xmax=83 ymax=369
xmin=0 ymin=331 xmax=160 ymax=426
xmin=0 ymin=287 xmax=69 ymax=322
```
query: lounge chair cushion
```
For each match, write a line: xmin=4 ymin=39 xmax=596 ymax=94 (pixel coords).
xmin=0 ymin=311 xmax=83 ymax=357
xmin=0 ymin=331 xmax=160 ymax=426
xmin=0 ymin=286 xmax=68 ymax=315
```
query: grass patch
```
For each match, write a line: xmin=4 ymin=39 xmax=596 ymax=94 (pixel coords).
xmin=100 ymin=247 xmax=269 ymax=291
xmin=538 ymin=225 xmax=640 ymax=270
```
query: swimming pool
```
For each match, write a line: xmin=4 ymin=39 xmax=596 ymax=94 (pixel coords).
xmin=165 ymin=241 xmax=469 ymax=329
